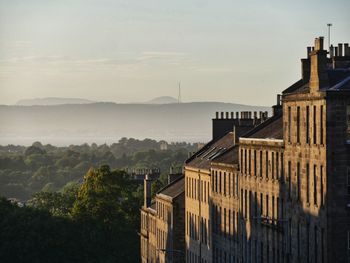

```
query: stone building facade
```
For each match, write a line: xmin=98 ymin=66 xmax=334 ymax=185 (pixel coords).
xmin=140 ymin=173 xmax=185 ymax=263
xmin=140 ymin=36 xmax=350 ymax=263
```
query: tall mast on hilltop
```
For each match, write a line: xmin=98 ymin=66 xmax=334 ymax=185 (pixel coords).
xmin=178 ymin=82 xmax=182 ymax=104
xmin=327 ymin=23 xmax=332 ymax=52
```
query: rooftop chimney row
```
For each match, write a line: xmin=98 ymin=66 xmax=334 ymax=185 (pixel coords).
xmin=214 ymin=111 xmax=268 ymax=120
xmin=330 ymin=43 xmax=350 ymax=57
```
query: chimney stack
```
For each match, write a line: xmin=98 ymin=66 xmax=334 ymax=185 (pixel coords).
xmin=168 ymin=166 xmax=182 ymax=184
xmin=144 ymin=174 xmax=153 ymax=208
xmin=309 ymin=37 xmax=329 ymax=92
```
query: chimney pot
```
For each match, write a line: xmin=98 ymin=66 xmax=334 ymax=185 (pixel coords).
xmin=338 ymin=43 xmax=343 ymax=56
xmin=315 ymin=37 xmax=324 ymax=51
xmin=216 ymin=111 xmax=219 ymax=119
xmin=226 ymin=112 xmax=229 ymax=119
xmin=344 ymin=43 xmax=349 ymax=56
xmin=277 ymin=94 xmax=281 ymax=105
xmin=307 ymin=46 xmax=312 ymax=57
xmin=330 ymin=45 xmax=334 ymax=58
xmin=236 ymin=112 xmax=239 ymax=119
xmin=231 ymin=112 xmax=234 ymax=119
xmin=220 ymin=112 xmax=224 ymax=119
xmin=254 ymin=111 xmax=257 ymax=119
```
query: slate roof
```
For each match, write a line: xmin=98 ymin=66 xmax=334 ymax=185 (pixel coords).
xmin=283 ymin=69 xmax=350 ymax=95
xmin=211 ymin=146 xmax=238 ymax=165
xmin=185 ymin=132 xmax=235 ymax=169
xmin=157 ymin=176 xmax=184 ymax=199
xmin=241 ymin=114 xmax=283 ymax=140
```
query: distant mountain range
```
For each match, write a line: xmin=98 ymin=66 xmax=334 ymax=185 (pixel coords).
xmin=16 ymin=97 xmax=96 ymax=106
xmin=1 ymin=101 xmax=271 ymax=145
xmin=146 ymin=96 xmax=178 ymax=104
xmin=16 ymin=96 xmax=179 ymax=106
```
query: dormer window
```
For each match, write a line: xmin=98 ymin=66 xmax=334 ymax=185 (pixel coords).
xmin=347 ymin=105 xmax=350 ymax=142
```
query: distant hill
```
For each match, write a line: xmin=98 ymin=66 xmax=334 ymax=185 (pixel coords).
xmin=146 ymin=96 xmax=178 ymax=104
xmin=16 ymin=97 xmax=96 ymax=106
xmin=0 ymin=102 xmax=271 ymax=145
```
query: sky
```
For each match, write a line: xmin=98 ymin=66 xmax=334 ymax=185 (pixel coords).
xmin=0 ymin=0 xmax=349 ymax=106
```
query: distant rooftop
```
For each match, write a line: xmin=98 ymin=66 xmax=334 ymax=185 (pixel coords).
xmin=241 ymin=114 xmax=283 ymax=140
xmin=186 ymin=132 xmax=235 ymax=169
xmin=157 ymin=176 xmax=184 ymax=199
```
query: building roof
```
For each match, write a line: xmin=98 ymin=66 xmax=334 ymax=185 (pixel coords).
xmin=185 ymin=132 xmax=235 ymax=170
xmin=157 ymin=176 xmax=184 ymax=199
xmin=211 ymin=146 xmax=238 ymax=165
xmin=241 ymin=114 xmax=283 ymax=140
xmin=283 ymin=69 xmax=350 ymax=95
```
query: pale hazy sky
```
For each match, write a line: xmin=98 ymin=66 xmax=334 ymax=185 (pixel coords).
xmin=0 ymin=0 xmax=349 ymax=106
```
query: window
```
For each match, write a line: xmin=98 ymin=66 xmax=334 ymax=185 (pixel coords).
xmin=224 ymin=209 xmax=226 ymax=238
xmin=228 ymin=173 xmax=231 ymax=196
xmin=248 ymin=150 xmax=251 ymax=175
xmin=347 ymin=105 xmax=350 ymax=142
xmin=320 ymin=105 xmax=324 ymax=144
xmin=245 ymin=149 xmax=247 ymax=174
xmin=314 ymin=165 xmax=317 ymax=206
xmin=254 ymin=150 xmax=257 ymax=176
xmin=219 ymin=172 xmax=222 ymax=194
xmin=223 ymin=172 xmax=226 ymax=195
xmin=346 ymin=166 xmax=350 ymax=207
xmin=276 ymin=152 xmax=279 ymax=179
xmin=204 ymin=181 xmax=206 ymax=203
xmin=260 ymin=151 xmax=263 ymax=177
xmin=314 ymin=106 xmax=317 ymax=144
xmin=272 ymin=152 xmax=275 ymax=179
xmin=244 ymin=190 xmax=247 ymax=219
xmin=228 ymin=210 xmax=231 ymax=238
xmin=260 ymin=193 xmax=263 ymax=217
xmin=272 ymin=196 xmax=275 ymax=220
xmin=297 ymin=222 xmax=301 ymax=259
xmin=307 ymin=223 xmax=310 ymax=263
xmin=306 ymin=106 xmax=310 ymax=143
xmin=254 ymin=192 xmax=258 ymax=218
xmin=194 ymin=178 xmax=197 ymax=199
xmin=266 ymin=151 xmax=269 ymax=179
xmin=306 ymin=163 xmax=310 ymax=203
xmin=297 ymin=106 xmax=300 ymax=143
xmin=314 ymin=226 xmax=318 ymax=263
xmin=266 ymin=194 xmax=269 ymax=217
xmin=288 ymin=161 xmax=291 ymax=199
xmin=321 ymin=166 xmax=324 ymax=207
xmin=297 ymin=162 xmax=301 ymax=201
xmin=288 ymin=106 xmax=291 ymax=143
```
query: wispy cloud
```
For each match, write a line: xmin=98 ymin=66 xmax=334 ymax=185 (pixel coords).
xmin=193 ymin=67 xmax=233 ymax=73
xmin=0 ymin=51 xmax=195 ymax=74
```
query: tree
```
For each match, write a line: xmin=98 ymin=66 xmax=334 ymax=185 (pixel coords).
xmin=69 ymin=165 xmax=141 ymax=262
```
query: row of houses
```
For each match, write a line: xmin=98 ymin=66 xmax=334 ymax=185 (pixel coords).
xmin=140 ymin=36 xmax=350 ymax=262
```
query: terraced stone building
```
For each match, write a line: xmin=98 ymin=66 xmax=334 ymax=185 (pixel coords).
xmin=141 ymin=36 xmax=350 ymax=263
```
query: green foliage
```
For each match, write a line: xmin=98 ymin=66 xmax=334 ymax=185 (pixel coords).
xmin=0 ymin=165 xmax=143 ymax=262
xmin=0 ymin=138 xmax=195 ymax=200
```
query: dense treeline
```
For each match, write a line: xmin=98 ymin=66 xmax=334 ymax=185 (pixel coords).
xmin=0 ymin=166 xmax=142 ymax=263
xmin=0 ymin=138 xmax=197 ymax=200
